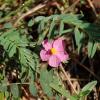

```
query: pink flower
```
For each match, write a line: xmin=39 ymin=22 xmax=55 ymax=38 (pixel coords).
xmin=40 ymin=38 xmax=69 ymax=67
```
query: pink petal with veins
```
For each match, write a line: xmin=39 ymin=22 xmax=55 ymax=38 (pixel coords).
xmin=56 ymin=51 xmax=69 ymax=62
xmin=42 ymin=39 xmax=53 ymax=51
xmin=48 ymin=55 xmax=61 ymax=67
xmin=53 ymin=38 xmax=65 ymax=52
xmin=40 ymin=49 xmax=50 ymax=61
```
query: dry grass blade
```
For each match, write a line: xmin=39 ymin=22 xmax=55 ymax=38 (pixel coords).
xmin=60 ymin=65 xmax=78 ymax=94
xmin=14 ymin=4 xmax=46 ymax=26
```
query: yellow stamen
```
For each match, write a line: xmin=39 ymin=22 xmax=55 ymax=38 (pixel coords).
xmin=51 ymin=48 xmax=57 ymax=54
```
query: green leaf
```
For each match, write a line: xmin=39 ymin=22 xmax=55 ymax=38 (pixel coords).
xmin=80 ymin=81 xmax=97 ymax=96
xmin=61 ymin=29 xmax=73 ymax=35
xmin=41 ymin=82 xmax=53 ymax=97
xmin=40 ymin=69 xmax=53 ymax=97
xmin=28 ymin=19 xmax=34 ymax=27
xmin=81 ymin=81 xmax=97 ymax=92
xmin=29 ymin=83 xmax=37 ymax=95
xmin=5 ymin=91 xmax=10 ymax=99
xmin=79 ymin=90 xmax=90 ymax=97
xmin=4 ymin=22 xmax=12 ymax=29
xmin=11 ymin=84 xmax=19 ymax=98
xmin=50 ymin=83 xmax=70 ymax=98
xmin=88 ymin=41 xmax=97 ymax=58
xmin=8 ymin=44 xmax=16 ymax=57
xmin=59 ymin=21 xmax=64 ymax=35
xmin=88 ymin=41 xmax=93 ymax=57
xmin=56 ymin=94 xmax=61 ymax=100
xmin=40 ymin=69 xmax=53 ymax=83
xmin=0 ymin=92 xmax=4 ymax=100
xmin=70 ymin=95 xmax=79 ymax=100
xmin=0 ymin=11 xmax=3 ymax=18
xmin=91 ymin=42 xmax=97 ymax=58
xmin=74 ymin=27 xmax=81 ymax=46
xmin=0 ymin=84 xmax=7 ymax=92
xmin=74 ymin=27 xmax=84 ymax=53
xmin=34 ymin=16 xmax=45 ymax=22
xmin=48 ymin=19 xmax=56 ymax=38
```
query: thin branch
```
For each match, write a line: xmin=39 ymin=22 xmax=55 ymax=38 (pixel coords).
xmin=64 ymin=0 xmax=80 ymax=13
xmin=60 ymin=65 xmax=78 ymax=94
xmin=87 ymin=0 xmax=97 ymax=17
xmin=14 ymin=3 xmax=46 ymax=26
xmin=73 ymin=58 xmax=100 ymax=82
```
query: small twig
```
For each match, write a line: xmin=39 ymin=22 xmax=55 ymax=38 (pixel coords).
xmin=89 ymin=59 xmax=94 ymax=80
xmin=62 ymin=78 xmax=89 ymax=81
xmin=14 ymin=3 xmax=46 ymax=26
xmin=0 ymin=3 xmax=7 ymax=10
xmin=73 ymin=58 xmax=100 ymax=82
xmin=60 ymin=65 xmax=78 ymax=94
xmin=87 ymin=0 xmax=98 ymax=17
xmin=64 ymin=0 xmax=80 ymax=13
xmin=1 ymin=82 xmax=31 ymax=87
xmin=21 ymin=86 xmax=29 ymax=97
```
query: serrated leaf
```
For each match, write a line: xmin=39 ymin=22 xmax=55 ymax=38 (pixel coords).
xmin=8 ymin=44 xmax=16 ymax=57
xmin=19 ymin=48 xmax=27 ymax=65
xmin=50 ymin=83 xmax=70 ymax=98
xmin=40 ymin=69 xmax=53 ymax=97
xmin=28 ymin=60 xmax=36 ymax=71
xmin=41 ymin=82 xmax=53 ymax=97
xmin=11 ymin=84 xmax=19 ymax=98
xmin=40 ymin=69 xmax=53 ymax=83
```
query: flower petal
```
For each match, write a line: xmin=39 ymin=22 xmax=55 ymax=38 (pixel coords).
xmin=56 ymin=51 xmax=69 ymax=62
xmin=53 ymin=38 xmax=65 ymax=52
xmin=42 ymin=39 xmax=53 ymax=51
xmin=48 ymin=55 xmax=61 ymax=67
xmin=40 ymin=49 xmax=50 ymax=61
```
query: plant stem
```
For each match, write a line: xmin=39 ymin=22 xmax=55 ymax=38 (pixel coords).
xmin=60 ymin=65 xmax=78 ymax=94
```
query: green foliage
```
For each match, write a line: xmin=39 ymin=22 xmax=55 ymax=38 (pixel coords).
xmin=81 ymin=81 xmax=97 ymax=94
xmin=33 ymin=14 xmax=100 ymax=57
xmin=79 ymin=81 xmax=97 ymax=99
xmin=88 ymin=41 xmax=97 ymax=58
xmin=50 ymin=83 xmax=70 ymax=98
xmin=0 ymin=92 xmax=4 ymax=100
xmin=29 ymin=83 xmax=37 ymax=95
xmin=74 ymin=27 xmax=84 ymax=53
xmin=0 ymin=0 xmax=99 ymax=99
xmin=28 ymin=19 xmax=34 ymax=27
xmin=11 ymin=84 xmax=19 ymax=98
xmin=40 ymin=69 xmax=53 ymax=97
xmin=0 ymin=27 xmax=39 ymax=98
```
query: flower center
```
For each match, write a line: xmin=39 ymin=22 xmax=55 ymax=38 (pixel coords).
xmin=51 ymin=48 xmax=57 ymax=54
